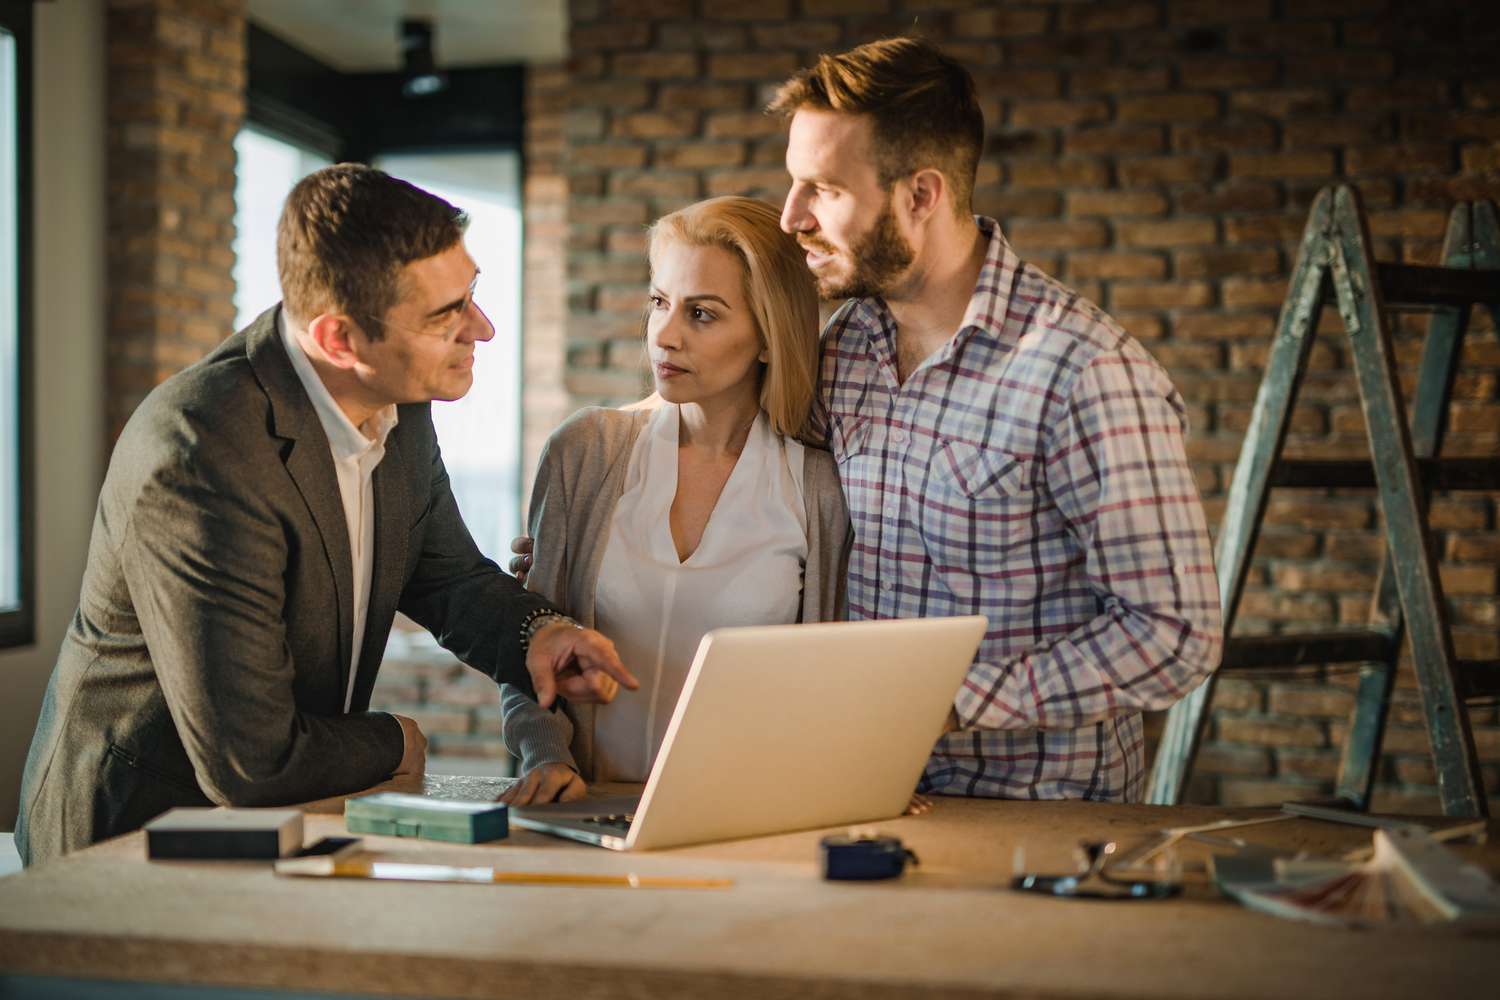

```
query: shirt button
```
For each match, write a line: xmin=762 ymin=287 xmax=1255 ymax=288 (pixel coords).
xmin=891 ymin=428 xmax=907 ymax=445
xmin=881 ymin=580 xmax=894 ymax=592
xmin=885 ymin=502 xmax=899 ymax=517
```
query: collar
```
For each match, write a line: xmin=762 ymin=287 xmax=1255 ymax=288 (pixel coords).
xmin=278 ymin=310 xmax=399 ymax=461
xmin=848 ymin=215 xmax=1018 ymax=356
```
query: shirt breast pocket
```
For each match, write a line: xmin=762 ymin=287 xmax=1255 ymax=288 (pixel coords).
xmin=924 ymin=439 xmax=1036 ymax=577
xmin=830 ymin=416 xmax=871 ymax=466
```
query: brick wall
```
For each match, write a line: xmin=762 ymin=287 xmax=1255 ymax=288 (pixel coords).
xmin=105 ymin=0 xmax=244 ymax=442
xmin=555 ymin=0 xmax=1500 ymax=810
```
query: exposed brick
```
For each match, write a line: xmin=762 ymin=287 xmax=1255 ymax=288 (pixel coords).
xmin=1221 ymin=277 xmax=1289 ymax=308
xmin=708 ymin=52 xmax=799 ymax=80
xmin=1229 ymin=88 xmax=1334 ymax=117
xmin=952 ymin=8 xmax=1050 ymax=37
xmin=1067 ymin=252 xmax=1168 ymax=281
xmin=1224 ymin=216 xmax=1307 ymax=244
xmin=611 ymin=52 xmax=699 ymax=79
xmin=654 ymin=141 xmax=747 ymax=169
xmin=608 ymin=171 xmax=700 ymax=199
xmin=1065 ymin=190 xmax=1167 ymax=217
xmin=1284 ymin=117 xmax=1392 ymax=150
xmin=570 ymin=198 xmax=651 ymax=226
xmin=612 ymin=110 xmax=699 ymax=139
xmin=1350 ymin=144 xmax=1452 ymax=176
xmin=1069 ymin=66 xmax=1170 ymax=96
xmin=1174 ymin=248 xmax=1281 ymax=280
xmin=1116 ymin=218 xmax=1218 ymax=247
xmin=1196 ymin=744 xmax=1273 ymax=777
xmin=972 ymin=189 xmax=1063 ymax=219
xmin=1007 ymin=158 xmax=1111 ymax=189
xmin=749 ymin=21 xmax=842 ymax=49
xmin=1118 ymin=94 xmax=1221 ymax=124
xmin=1009 ymin=34 xmax=1116 ymax=67
xmin=1059 ymin=3 xmax=1159 ymax=33
xmin=1009 ymin=99 xmax=1110 ymax=129
xmin=1007 ymin=219 xmax=1110 ymax=250
xmin=1176 ymin=182 xmax=1282 ymax=214
xmin=1112 ymin=282 xmax=1215 ymax=309
xmin=1179 ymin=57 xmax=1279 ymax=90
xmin=706 ymin=0 xmax=794 ymax=17
xmin=972 ymin=68 xmax=1063 ymax=100
xmin=656 ymin=22 xmax=748 ymax=51
xmin=1449 ymin=534 xmax=1500 ymax=563
xmin=1367 ymin=209 xmax=1449 ymax=240
xmin=572 ymin=143 xmax=649 ymax=169
xmin=1460 ymin=143 xmax=1500 ymax=172
xmin=703 ymin=168 xmax=790 ymax=197
xmin=1265 ymin=497 xmax=1370 ymax=530
xmin=802 ymin=0 xmax=890 ymax=14
xmin=1229 ymin=151 xmax=1336 ymax=179
xmin=1117 ymin=155 xmax=1218 ymax=185
xmin=704 ymin=110 xmax=783 ymax=139
xmin=1170 ymin=0 xmax=1275 ymax=26
xmin=1064 ymin=126 xmax=1166 ymax=156
xmin=658 ymin=83 xmax=751 ymax=111
xmin=571 ymin=20 xmax=651 ymax=52
xmin=1174 ymin=121 xmax=1277 ymax=152
xmin=1440 ymin=564 xmax=1498 ymax=597
xmin=1275 ymin=750 xmax=1342 ymax=781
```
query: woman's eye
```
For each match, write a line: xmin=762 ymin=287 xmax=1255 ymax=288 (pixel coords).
xmin=649 ymin=294 xmax=666 ymax=309
xmin=691 ymin=307 xmax=715 ymax=322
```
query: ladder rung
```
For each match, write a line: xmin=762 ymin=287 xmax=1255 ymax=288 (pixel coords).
xmin=1221 ymin=630 xmax=1396 ymax=670
xmin=1458 ymin=661 xmax=1500 ymax=701
xmin=1271 ymin=458 xmax=1500 ymax=491
xmin=1377 ymin=262 xmax=1500 ymax=308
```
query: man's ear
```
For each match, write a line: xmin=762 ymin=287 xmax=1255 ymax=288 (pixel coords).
xmin=903 ymin=168 xmax=947 ymax=227
xmin=307 ymin=313 xmax=361 ymax=369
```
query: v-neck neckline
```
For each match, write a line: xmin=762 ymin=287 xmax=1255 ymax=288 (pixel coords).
xmin=654 ymin=403 xmax=762 ymax=567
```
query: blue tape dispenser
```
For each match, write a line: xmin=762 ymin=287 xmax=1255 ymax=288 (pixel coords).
xmin=820 ymin=830 xmax=919 ymax=881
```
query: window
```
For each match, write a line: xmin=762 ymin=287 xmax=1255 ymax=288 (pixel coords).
xmin=0 ymin=0 xmax=32 ymax=649
xmin=374 ymin=152 xmax=524 ymax=560
xmin=232 ymin=126 xmax=331 ymax=330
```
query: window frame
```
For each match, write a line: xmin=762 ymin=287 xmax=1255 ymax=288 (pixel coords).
xmin=0 ymin=0 xmax=33 ymax=650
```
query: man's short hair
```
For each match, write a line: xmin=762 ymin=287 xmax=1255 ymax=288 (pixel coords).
xmin=276 ymin=163 xmax=468 ymax=339
xmin=767 ymin=37 xmax=984 ymax=217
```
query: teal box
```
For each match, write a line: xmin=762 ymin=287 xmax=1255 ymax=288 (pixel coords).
xmin=345 ymin=792 xmax=509 ymax=844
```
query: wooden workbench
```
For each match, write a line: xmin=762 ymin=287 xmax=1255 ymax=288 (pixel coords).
xmin=1 ymin=778 xmax=1497 ymax=999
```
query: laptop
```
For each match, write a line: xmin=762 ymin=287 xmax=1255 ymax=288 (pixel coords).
xmin=510 ymin=615 xmax=987 ymax=851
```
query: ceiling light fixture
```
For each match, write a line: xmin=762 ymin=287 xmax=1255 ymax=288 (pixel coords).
xmin=400 ymin=19 xmax=447 ymax=98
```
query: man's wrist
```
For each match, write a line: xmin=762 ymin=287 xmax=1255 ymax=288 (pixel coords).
xmin=519 ymin=608 xmax=580 ymax=654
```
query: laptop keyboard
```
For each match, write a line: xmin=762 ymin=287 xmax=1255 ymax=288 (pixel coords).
xmin=581 ymin=814 xmax=634 ymax=832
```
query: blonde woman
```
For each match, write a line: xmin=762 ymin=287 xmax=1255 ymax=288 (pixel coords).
xmin=498 ymin=197 xmax=850 ymax=803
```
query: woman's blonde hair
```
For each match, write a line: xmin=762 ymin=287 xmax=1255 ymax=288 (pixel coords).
xmin=646 ymin=196 xmax=820 ymax=442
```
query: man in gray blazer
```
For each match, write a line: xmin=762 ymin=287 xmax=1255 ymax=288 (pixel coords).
xmin=15 ymin=165 xmax=636 ymax=866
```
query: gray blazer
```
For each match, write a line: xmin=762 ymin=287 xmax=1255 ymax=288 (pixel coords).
xmin=500 ymin=406 xmax=851 ymax=781
xmin=15 ymin=306 xmax=554 ymax=866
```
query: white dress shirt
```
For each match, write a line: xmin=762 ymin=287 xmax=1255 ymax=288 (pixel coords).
xmin=591 ymin=401 xmax=808 ymax=782
xmin=279 ymin=311 xmax=398 ymax=712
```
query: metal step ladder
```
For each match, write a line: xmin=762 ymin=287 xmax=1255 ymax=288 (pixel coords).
xmin=1147 ymin=184 xmax=1500 ymax=818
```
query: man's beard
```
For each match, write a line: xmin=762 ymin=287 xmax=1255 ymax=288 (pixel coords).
xmin=802 ymin=197 xmax=915 ymax=301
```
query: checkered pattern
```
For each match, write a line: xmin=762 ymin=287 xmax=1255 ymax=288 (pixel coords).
xmin=816 ymin=218 xmax=1222 ymax=802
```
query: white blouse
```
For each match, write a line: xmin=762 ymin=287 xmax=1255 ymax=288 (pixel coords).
xmin=591 ymin=401 xmax=809 ymax=782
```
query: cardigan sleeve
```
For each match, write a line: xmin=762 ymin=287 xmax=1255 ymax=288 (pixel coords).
xmin=799 ymin=446 xmax=850 ymax=625
xmin=498 ymin=427 xmax=580 ymax=774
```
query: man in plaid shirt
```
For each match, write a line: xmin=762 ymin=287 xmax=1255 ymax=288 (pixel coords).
xmin=769 ymin=39 xmax=1222 ymax=801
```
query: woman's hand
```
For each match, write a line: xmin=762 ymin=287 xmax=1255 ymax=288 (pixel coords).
xmin=500 ymin=763 xmax=587 ymax=806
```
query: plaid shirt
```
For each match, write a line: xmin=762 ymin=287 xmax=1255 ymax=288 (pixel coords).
xmin=816 ymin=218 xmax=1221 ymax=801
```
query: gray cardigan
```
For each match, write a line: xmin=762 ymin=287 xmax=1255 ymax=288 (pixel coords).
xmin=500 ymin=406 xmax=851 ymax=780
